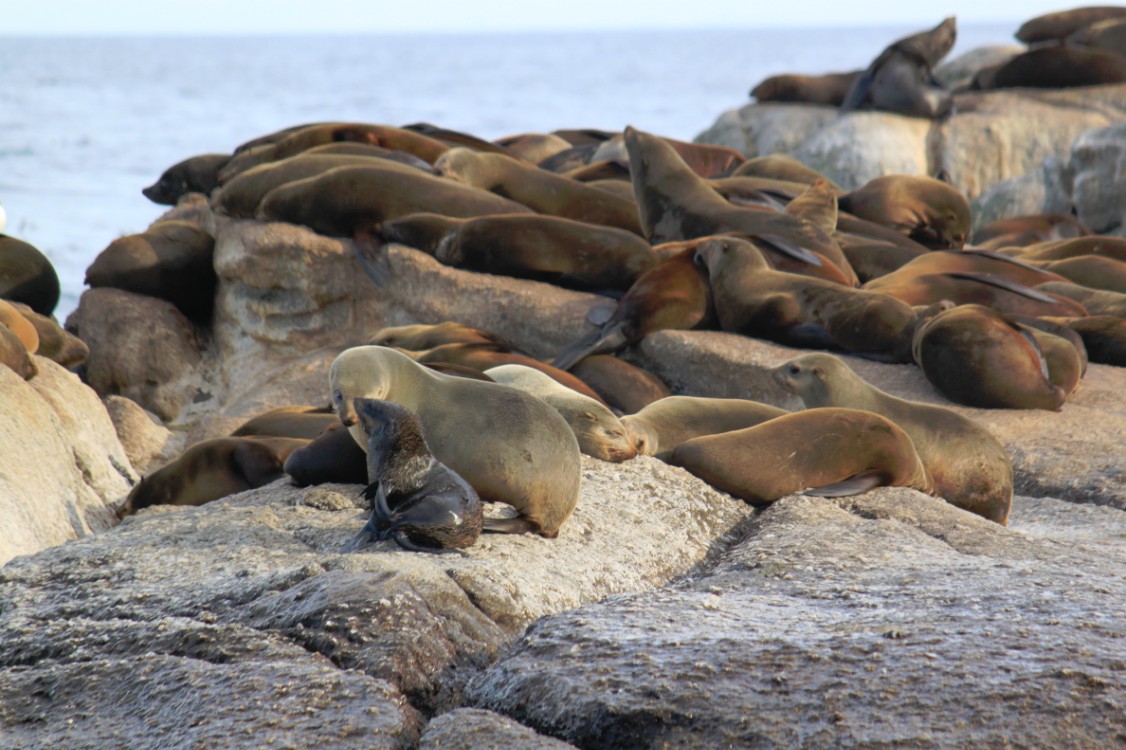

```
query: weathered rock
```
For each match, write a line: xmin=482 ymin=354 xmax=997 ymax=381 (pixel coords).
xmin=420 ymin=709 xmax=579 ymax=750
xmin=0 ymin=359 xmax=135 ymax=566
xmin=968 ymin=156 xmax=1074 ymax=231
xmin=1069 ymin=122 xmax=1126 ymax=234
xmin=66 ymin=287 xmax=203 ymax=421
xmin=793 ymin=112 xmax=932 ymax=189
xmin=103 ymin=394 xmax=176 ymax=475
xmin=469 ymin=489 xmax=1126 ymax=748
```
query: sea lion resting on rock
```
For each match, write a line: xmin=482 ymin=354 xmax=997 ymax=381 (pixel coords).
xmin=342 ymin=398 xmax=482 ymax=553
xmin=912 ymin=304 xmax=1079 ymax=411
xmin=142 ymin=153 xmax=230 ymax=205
xmin=669 ymin=408 xmax=933 ymax=505
xmin=750 ymin=70 xmax=862 ymax=107
xmin=330 ymin=346 xmax=581 ymax=537
xmin=622 ymin=396 xmax=788 ymax=460
xmin=483 ymin=364 xmax=637 ymax=462
xmin=840 ymin=16 xmax=957 ymax=119
xmin=838 ymin=174 xmax=971 ymax=250
xmin=0 ymin=234 xmax=60 ymax=316
xmin=0 ymin=322 xmax=36 ymax=380
xmin=773 ymin=352 xmax=1013 ymax=524
xmin=119 ymin=436 xmax=308 ymax=516
xmin=568 ymin=355 xmax=671 ymax=415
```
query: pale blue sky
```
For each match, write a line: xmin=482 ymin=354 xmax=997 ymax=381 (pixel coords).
xmin=3 ymin=1 xmax=1083 ymax=34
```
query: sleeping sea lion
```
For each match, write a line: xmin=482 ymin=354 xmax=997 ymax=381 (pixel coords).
xmin=750 ymin=70 xmax=862 ymax=107
xmin=143 ymin=153 xmax=230 ymax=205
xmin=622 ymin=396 xmax=787 ymax=460
xmin=0 ymin=235 xmax=60 ymax=315
xmin=838 ymin=174 xmax=971 ymax=249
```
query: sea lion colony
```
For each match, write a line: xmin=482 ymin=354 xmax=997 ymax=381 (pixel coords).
xmin=6 ymin=7 xmax=1123 ymax=549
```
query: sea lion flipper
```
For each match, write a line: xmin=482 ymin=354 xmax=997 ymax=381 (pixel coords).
xmin=839 ymin=69 xmax=875 ymax=113
xmin=482 ymin=516 xmax=541 ymax=535
xmin=586 ymin=300 xmax=618 ymax=327
xmin=391 ymin=530 xmax=465 ymax=555
xmin=944 ymin=272 xmax=1058 ymax=303
xmin=353 ymin=224 xmax=393 ymax=287
xmin=805 ymin=471 xmax=886 ymax=498
xmin=341 ymin=519 xmax=378 ymax=553
xmin=754 ymin=234 xmax=824 ymax=267
xmin=551 ymin=322 xmax=628 ymax=372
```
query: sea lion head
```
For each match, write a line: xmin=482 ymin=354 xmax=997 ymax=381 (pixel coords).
xmin=771 ymin=352 xmax=856 ymax=407
xmin=329 ymin=346 xmax=399 ymax=429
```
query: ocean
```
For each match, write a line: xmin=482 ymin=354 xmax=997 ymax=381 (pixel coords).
xmin=0 ymin=24 xmax=1016 ymax=319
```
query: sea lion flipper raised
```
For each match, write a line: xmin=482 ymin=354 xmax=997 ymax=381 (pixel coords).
xmin=804 ymin=471 xmax=886 ymax=498
xmin=353 ymin=223 xmax=393 ymax=287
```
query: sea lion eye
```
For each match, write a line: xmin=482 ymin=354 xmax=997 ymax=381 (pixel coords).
xmin=332 ymin=389 xmax=343 ymax=405
xmin=583 ymin=412 xmax=597 ymax=422
xmin=788 ymin=365 xmax=801 ymax=375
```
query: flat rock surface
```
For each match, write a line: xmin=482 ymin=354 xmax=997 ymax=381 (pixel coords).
xmin=469 ymin=489 xmax=1126 ymax=749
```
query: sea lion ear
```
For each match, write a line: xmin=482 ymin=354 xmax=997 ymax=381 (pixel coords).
xmin=814 ymin=367 xmax=826 ymax=380
xmin=582 ymin=411 xmax=598 ymax=422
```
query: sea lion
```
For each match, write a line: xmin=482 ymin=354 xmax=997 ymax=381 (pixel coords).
xmin=911 ymin=304 xmax=1075 ymax=411
xmin=1030 ymin=255 xmax=1126 ymax=294
xmin=484 ymin=364 xmax=636 ymax=462
xmin=840 ymin=17 xmax=957 ymax=119
xmin=624 ymin=126 xmax=856 ymax=283
xmin=551 ymin=244 xmax=714 ymax=371
xmin=568 ymin=355 xmax=671 ymax=415
xmin=342 ymin=398 xmax=482 ymax=553
xmin=1068 ymin=16 xmax=1126 ymax=52
xmin=433 ymin=148 xmax=645 ymax=236
xmin=283 ymin=422 xmax=369 ymax=487
xmin=142 ymin=153 xmax=230 ymax=205
xmin=773 ymin=352 xmax=1014 ymax=524
xmin=1013 ymin=235 xmax=1126 ymax=262
xmin=119 ymin=436 xmax=308 ymax=516
xmin=863 ymin=249 xmax=1067 ymax=289
xmin=730 ymin=155 xmax=844 ymax=193
xmin=750 ymin=70 xmax=862 ymax=107
xmin=551 ymin=128 xmax=618 ymax=147
xmin=839 ymin=240 xmax=930 ymax=284
xmin=402 ymin=122 xmax=512 ymax=155
xmin=1016 ymin=6 xmax=1126 ymax=44
xmin=984 ymin=47 xmax=1126 ymax=89
xmin=256 ymin=163 xmax=532 ymax=238
xmin=0 ymin=235 xmax=60 ymax=315
xmin=0 ymin=299 xmax=39 ymax=353
xmin=669 ymin=407 xmax=933 ymax=505
xmin=1035 ymin=280 xmax=1126 ymax=318
xmin=972 ymin=214 xmax=1090 ymax=247
xmin=494 ymin=132 xmax=574 ymax=164
xmin=369 ymin=321 xmax=522 ymax=352
xmin=300 ymin=141 xmax=435 ymax=171
xmin=213 ymin=152 xmax=422 ymax=219
xmin=696 ymin=236 xmax=919 ymax=362
xmin=0 ymin=323 xmax=36 ymax=380
xmin=622 ymin=396 xmax=787 ymax=459
xmin=84 ymin=220 xmax=216 ymax=322
xmin=329 ymin=346 xmax=582 ymax=537
xmin=231 ymin=405 xmax=338 ymax=440
xmin=838 ymin=175 xmax=971 ymax=249
xmin=865 ymin=271 xmax=1090 ymax=318
xmin=1055 ymin=315 xmax=1126 ymax=366
xmin=5 ymin=302 xmax=87 ymax=367
xmin=378 ymin=212 xmax=657 ymax=292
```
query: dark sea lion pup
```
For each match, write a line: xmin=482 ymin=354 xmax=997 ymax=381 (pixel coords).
xmin=342 ymin=398 xmax=482 ymax=553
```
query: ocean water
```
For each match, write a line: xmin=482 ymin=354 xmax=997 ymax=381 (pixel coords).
xmin=0 ymin=25 xmax=1016 ymax=319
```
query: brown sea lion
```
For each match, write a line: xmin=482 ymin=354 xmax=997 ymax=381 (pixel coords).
xmin=838 ymin=174 xmax=971 ymax=249
xmin=590 ymin=133 xmax=746 ymax=178
xmin=1068 ymin=16 xmax=1126 ymax=52
xmin=484 ymin=364 xmax=636 ymax=462
xmin=1054 ymin=315 xmax=1126 ymax=366
xmin=1009 ymin=314 xmax=1090 ymax=375
xmin=283 ymin=422 xmax=369 ymax=486
xmin=1035 ymin=280 xmax=1126 ymax=318
xmin=1031 ymin=255 xmax=1126 ymax=294
xmin=865 ymin=271 xmax=1089 ymax=317
xmin=985 ymin=47 xmax=1126 ymax=89
xmin=402 ymin=122 xmax=512 ymax=155
xmin=1013 ymin=235 xmax=1126 ymax=262
xmin=330 ymin=347 xmax=582 ymax=537
xmin=493 ymin=132 xmax=574 ymax=164
xmin=1016 ymin=6 xmax=1126 ymax=43
xmin=5 ymin=302 xmax=87 ymax=368
xmin=377 ymin=212 xmax=657 ymax=292
xmin=622 ymin=396 xmax=787 ymax=459
xmin=972 ymin=213 xmax=1090 ymax=247
xmin=911 ymin=304 xmax=1076 ymax=411
xmin=0 ymin=235 xmax=60 ymax=316
xmin=551 ymin=128 xmax=618 ymax=147
xmin=231 ymin=405 xmax=338 ymax=440
xmin=256 ymin=163 xmax=532 ymax=238
xmin=551 ymin=244 xmax=714 ymax=371
xmin=0 ymin=299 xmax=39 ymax=353
xmin=864 ymin=248 xmax=1068 ymax=289
xmin=568 ymin=355 xmax=671 ymax=415
xmin=0 ymin=323 xmax=36 ymax=380
xmin=369 ymin=321 xmax=521 ymax=352
xmin=84 ymin=220 xmax=216 ymax=322
xmin=839 ymin=240 xmax=930 ymax=284
xmin=433 ymin=148 xmax=644 ymax=236
xmin=342 ymin=397 xmax=482 ymax=553
xmin=119 ymin=436 xmax=308 ymax=516
xmin=669 ymin=407 xmax=933 ymax=505
xmin=773 ymin=352 xmax=1014 ymax=524
xmin=730 ymin=155 xmax=844 ymax=192
xmin=840 ymin=17 xmax=957 ymax=119
xmin=300 ymin=141 xmax=436 ymax=171
xmin=142 ymin=153 xmax=230 ymax=205
xmin=750 ymin=70 xmax=862 ymax=107
xmin=624 ymin=127 xmax=857 ymax=283
xmin=697 ymin=236 xmax=919 ymax=362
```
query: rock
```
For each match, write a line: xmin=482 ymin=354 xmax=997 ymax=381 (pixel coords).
xmin=1069 ymin=122 xmax=1126 ymax=234
xmin=934 ymin=44 xmax=1024 ymax=90
xmin=695 ymin=82 xmax=1126 ymax=201
xmin=968 ymin=157 xmax=1074 ymax=231
xmin=0 ymin=359 xmax=135 ymax=566
xmin=66 ymin=287 xmax=203 ymax=421
xmin=103 ymin=394 xmax=176 ymax=474
xmin=420 ymin=709 xmax=579 ymax=750
xmin=468 ymin=489 xmax=1126 ymax=748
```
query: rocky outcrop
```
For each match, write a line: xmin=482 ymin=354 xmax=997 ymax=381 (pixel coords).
xmin=697 ymin=81 xmax=1126 ymax=203
xmin=0 ymin=359 xmax=135 ymax=566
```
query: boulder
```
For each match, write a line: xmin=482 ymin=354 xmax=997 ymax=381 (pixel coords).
xmin=0 ymin=359 xmax=135 ymax=566
xmin=419 ymin=709 xmax=579 ymax=750
xmin=1069 ymin=122 xmax=1126 ymax=234
xmin=103 ymin=394 xmax=176 ymax=475
xmin=968 ymin=156 xmax=1074 ymax=231
xmin=468 ymin=490 xmax=1126 ymax=748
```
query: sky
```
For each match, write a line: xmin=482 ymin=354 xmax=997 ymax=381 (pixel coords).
xmin=2 ymin=1 xmax=1091 ymax=35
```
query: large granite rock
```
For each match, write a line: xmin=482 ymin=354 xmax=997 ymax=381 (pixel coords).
xmin=1069 ymin=122 xmax=1126 ymax=234
xmin=0 ymin=359 xmax=135 ymax=567
xmin=468 ymin=490 xmax=1126 ymax=748
xmin=696 ymin=82 xmax=1126 ymax=200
